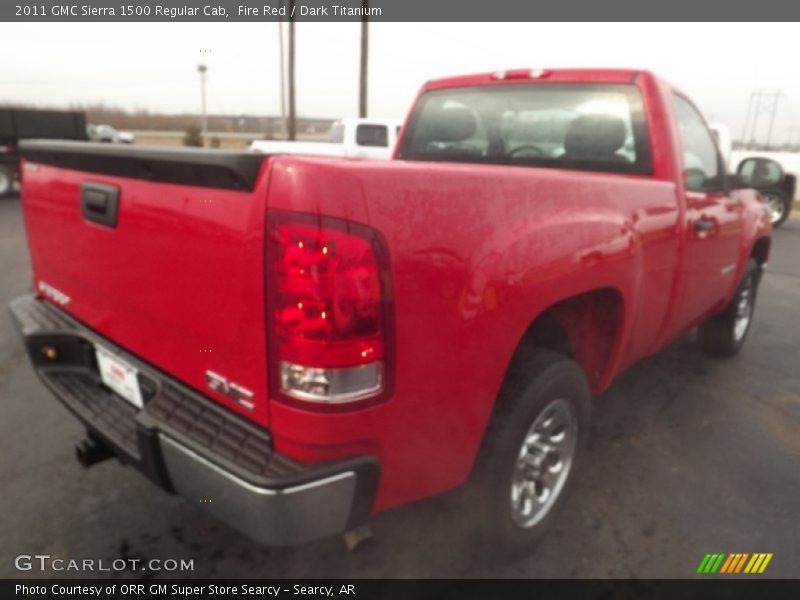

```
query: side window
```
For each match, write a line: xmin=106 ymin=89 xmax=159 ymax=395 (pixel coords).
xmin=356 ymin=124 xmax=389 ymax=147
xmin=673 ymin=94 xmax=722 ymax=192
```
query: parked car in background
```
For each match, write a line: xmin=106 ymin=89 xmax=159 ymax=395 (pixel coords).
xmin=249 ymin=117 xmax=403 ymax=159
xmin=86 ymin=124 xmax=135 ymax=144
xmin=11 ymin=69 xmax=772 ymax=552
xmin=0 ymin=108 xmax=87 ymax=197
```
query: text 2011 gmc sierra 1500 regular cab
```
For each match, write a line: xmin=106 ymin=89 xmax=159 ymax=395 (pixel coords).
xmin=10 ymin=69 xmax=772 ymax=551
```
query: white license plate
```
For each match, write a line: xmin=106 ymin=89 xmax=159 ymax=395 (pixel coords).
xmin=95 ymin=345 xmax=143 ymax=409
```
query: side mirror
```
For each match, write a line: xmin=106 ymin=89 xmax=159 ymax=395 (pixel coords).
xmin=736 ymin=157 xmax=784 ymax=188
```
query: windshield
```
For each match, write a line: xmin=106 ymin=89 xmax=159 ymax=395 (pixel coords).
xmin=397 ymin=83 xmax=652 ymax=175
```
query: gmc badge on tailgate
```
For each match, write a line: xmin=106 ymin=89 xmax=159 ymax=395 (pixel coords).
xmin=205 ymin=370 xmax=255 ymax=411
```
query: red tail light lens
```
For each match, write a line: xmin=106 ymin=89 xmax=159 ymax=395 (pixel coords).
xmin=268 ymin=211 xmax=393 ymax=406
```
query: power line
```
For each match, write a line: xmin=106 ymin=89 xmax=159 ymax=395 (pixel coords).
xmin=742 ymin=90 xmax=785 ymax=147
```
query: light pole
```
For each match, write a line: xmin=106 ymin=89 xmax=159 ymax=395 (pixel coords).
xmin=197 ymin=64 xmax=208 ymax=146
xmin=359 ymin=1 xmax=369 ymax=118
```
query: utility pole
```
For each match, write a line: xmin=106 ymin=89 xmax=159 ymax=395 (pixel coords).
xmin=358 ymin=0 xmax=369 ymax=118
xmin=287 ymin=0 xmax=296 ymax=141
xmin=278 ymin=21 xmax=287 ymax=140
xmin=197 ymin=64 xmax=208 ymax=146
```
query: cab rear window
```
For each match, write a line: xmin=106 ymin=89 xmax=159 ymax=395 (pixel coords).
xmin=397 ymin=83 xmax=652 ymax=175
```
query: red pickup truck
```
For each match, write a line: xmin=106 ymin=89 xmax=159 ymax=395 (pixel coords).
xmin=10 ymin=69 xmax=771 ymax=551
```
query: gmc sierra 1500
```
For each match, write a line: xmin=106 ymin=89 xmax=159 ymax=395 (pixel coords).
xmin=10 ymin=68 xmax=771 ymax=551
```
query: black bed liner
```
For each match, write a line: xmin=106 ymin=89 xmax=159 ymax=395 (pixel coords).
xmin=20 ymin=139 xmax=266 ymax=191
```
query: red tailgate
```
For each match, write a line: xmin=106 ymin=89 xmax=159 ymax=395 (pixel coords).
xmin=20 ymin=154 xmax=272 ymax=426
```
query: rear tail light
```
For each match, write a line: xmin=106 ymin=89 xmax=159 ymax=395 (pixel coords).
xmin=0 ymin=144 xmax=15 ymax=154
xmin=267 ymin=211 xmax=393 ymax=407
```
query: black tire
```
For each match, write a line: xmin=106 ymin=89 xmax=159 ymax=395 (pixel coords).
xmin=0 ymin=166 xmax=13 ymax=198
xmin=762 ymin=189 xmax=791 ymax=228
xmin=467 ymin=347 xmax=591 ymax=556
xmin=697 ymin=259 xmax=761 ymax=357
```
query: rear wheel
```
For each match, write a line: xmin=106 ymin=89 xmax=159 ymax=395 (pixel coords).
xmin=469 ymin=348 xmax=591 ymax=555
xmin=698 ymin=259 xmax=761 ymax=357
xmin=0 ymin=166 xmax=13 ymax=198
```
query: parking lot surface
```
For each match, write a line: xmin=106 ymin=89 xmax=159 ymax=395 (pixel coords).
xmin=1 ymin=194 xmax=798 ymax=578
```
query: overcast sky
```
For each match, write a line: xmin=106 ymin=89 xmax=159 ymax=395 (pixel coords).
xmin=1 ymin=22 xmax=799 ymax=142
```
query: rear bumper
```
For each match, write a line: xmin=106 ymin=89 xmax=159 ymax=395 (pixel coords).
xmin=9 ymin=294 xmax=379 ymax=546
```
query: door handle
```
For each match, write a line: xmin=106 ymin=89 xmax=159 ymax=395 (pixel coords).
xmin=81 ymin=182 xmax=119 ymax=228
xmin=694 ymin=218 xmax=715 ymax=233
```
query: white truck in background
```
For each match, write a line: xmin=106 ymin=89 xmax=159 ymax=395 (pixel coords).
xmin=249 ymin=117 xmax=403 ymax=160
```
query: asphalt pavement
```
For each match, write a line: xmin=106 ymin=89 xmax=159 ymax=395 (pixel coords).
xmin=1 ymin=194 xmax=798 ymax=578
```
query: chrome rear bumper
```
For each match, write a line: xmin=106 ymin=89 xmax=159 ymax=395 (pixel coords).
xmin=9 ymin=294 xmax=379 ymax=546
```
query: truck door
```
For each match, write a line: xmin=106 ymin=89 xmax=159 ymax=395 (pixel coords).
xmin=672 ymin=93 xmax=744 ymax=328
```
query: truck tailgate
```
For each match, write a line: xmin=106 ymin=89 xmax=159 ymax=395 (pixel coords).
xmin=19 ymin=141 xmax=272 ymax=426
